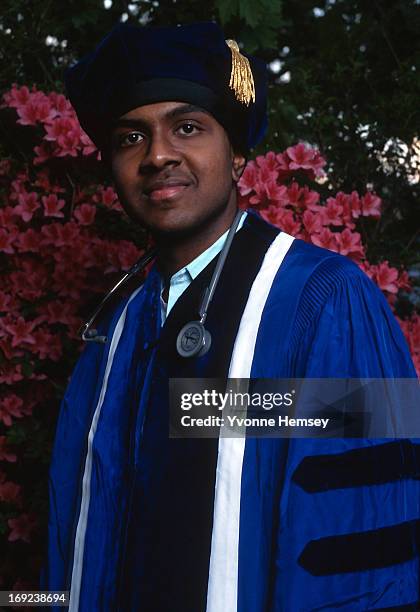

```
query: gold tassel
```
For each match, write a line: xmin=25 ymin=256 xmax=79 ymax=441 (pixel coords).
xmin=225 ymin=39 xmax=256 ymax=106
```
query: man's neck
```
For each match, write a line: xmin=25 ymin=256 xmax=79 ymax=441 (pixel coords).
xmin=155 ymin=206 xmax=239 ymax=280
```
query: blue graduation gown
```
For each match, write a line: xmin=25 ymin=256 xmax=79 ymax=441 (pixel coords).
xmin=44 ymin=212 xmax=418 ymax=611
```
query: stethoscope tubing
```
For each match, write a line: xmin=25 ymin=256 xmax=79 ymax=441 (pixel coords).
xmin=80 ymin=209 xmax=244 ymax=353
xmin=198 ymin=209 xmax=243 ymax=323
xmin=80 ymin=249 xmax=156 ymax=343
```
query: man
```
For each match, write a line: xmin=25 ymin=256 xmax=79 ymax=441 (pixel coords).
xmin=44 ymin=22 xmax=418 ymax=611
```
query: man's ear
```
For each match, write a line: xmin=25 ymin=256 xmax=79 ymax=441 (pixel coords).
xmin=232 ymin=152 xmax=247 ymax=182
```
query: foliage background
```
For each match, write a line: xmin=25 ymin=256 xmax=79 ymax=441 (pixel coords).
xmin=0 ymin=0 xmax=419 ymax=589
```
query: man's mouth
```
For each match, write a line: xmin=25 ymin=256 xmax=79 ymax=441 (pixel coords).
xmin=147 ymin=184 xmax=189 ymax=201
xmin=144 ymin=178 xmax=192 ymax=202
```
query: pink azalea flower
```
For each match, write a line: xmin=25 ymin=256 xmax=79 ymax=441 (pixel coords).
xmin=52 ymin=262 xmax=86 ymax=299
xmin=249 ymin=180 xmax=271 ymax=207
xmin=33 ymin=142 xmax=53 ymax=165
xmin=359 ymin=261 xmax=375 ymax=279
xmin=9 ymin=177 xmax=28 ymax=201
xmin=42 ymin=194 xmax=66 ymax=218
xmin=74 ymin=203 xmax=96 ymax=225
xmin=303 ymin=210 xmax=323 ymax=234
xmin=78 ymin=237 xmax=109 ymax=269
xmin=311 ymin=228 xmax=339 ymax=252
xmin=286 ymin=143 xmax=326 ymax=177
xmin=57 ymin=221 xmax=81 ymax=246
xmin=0 ymin=363 xmax=24 ymax=385
xmin=42 ymin=300 xmax=79 ymax=327
xmin=360 ymin=192 xmax=381 ymax=218
xmin=32 ymin=328 xmax=63 ymax=361
xmin=286 ymin=182 xmax=301 ymax=207
xmin=117 ymin=241 xmax=143 ymax=270
xmin=348 ymin=191 xmax=362 ymax=219
xmin=258 ymin=164 xmax=278 ymax=185
xmin=238 ymin=162 xmax=258 ymax=196
xmin=0 ymin=291 xmax=12 ymax=312
xmin=0 ymin=206 xmax=16 ymax=228
xmin=397 ymin=315 xmax=420 ymax=370
xmin=397 ymin=270 xmax=411 ymax=292
xmin=80 ymin=131 xmax=97 ymax=156
xmin=0 ymin=316 xmax=38 ymax=348
xmin=261 ymin=208 xmax=301 ymax=235
xmin=332 ymin=192 xmax=356 ymax=229
xmin=29 ymin=368 xmax=47 ymax=382
xmin=260 ymin=205 xmax=284 ymax=227
xmin=44 ymin=116 xmax=77 ymax=142
xmin=0 ymin=436 xmax=17 ymax=462
xmin=44 ymin=116 xmax=82 ymax=157
xmin=287 ymin=143 xmax=314 ymax=168
xmin=16 ymin=97 xmax=56 ymax=126
xmin=7 ymin=513 xmax=37 ymax=543
xmin=265 ymin=181 xmax=288 ymax=205
xmin=55 ymin=129 xmax=82 ymax=157
xmin=40 ymin=222 xmax=62 ymax=246
xmin=253 ymin=153 xmax=280 ymax=184
xmin=0 ymin=480 xmax=21 ymax=504
xmin=103 ymin=242 xmax=122 ymax=274
xmin=374 ymin=261 xmax=399 ymax=294
xmin=256 ymin=151 xmax=279 ymax=173
xmin=34 ymin=169 xmax=58 ymax=192
xmin=0 ymin=338 xmax=24 ymax=360
xmin=277 ymin=210 xmax=302 ymax=235
xmin=300 ymin=186 xmax=320 ymax=211
xmin=95 ymin=186 xmax=119 ymax=207
xmin=336 ymin=229 xmax=365 ymax=258
xmin=41 ymin=221 xmax=81 ymax=248
xmin=16 ymin=228 xmax=42 ymax=252
xmin=9 ymin=261 xmax=49 ymax=301
xmin=322 ymin=197 xmax=344 ymax=226
xmin=0 ymin=229 xmax=15 ymax=254
xmin=0 ymin=394 xmax=24 ymax=426
xmin=2 ymin=84 xmax=31 ymax=108
xmin=14 ymin=192 xmax=40 ymax=222
xmin=49 ymin=92 xmax=74 ymax=116
xmin=275 ymin=152 xmax=292 ymax=180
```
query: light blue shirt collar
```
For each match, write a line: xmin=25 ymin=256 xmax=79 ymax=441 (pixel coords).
xmin=161 ymin=211 xmax=247 ymax=323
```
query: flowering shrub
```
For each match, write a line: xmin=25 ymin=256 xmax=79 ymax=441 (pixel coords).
xmin=0 ymin=85 xmax=418 ymax=588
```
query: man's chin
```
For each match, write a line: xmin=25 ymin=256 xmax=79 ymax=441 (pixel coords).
xmin=149 ymin=219 xmax=206 ymax=243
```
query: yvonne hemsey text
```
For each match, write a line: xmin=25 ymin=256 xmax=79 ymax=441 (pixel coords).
xmin=180 ymin=415 xmax=330 ymax=429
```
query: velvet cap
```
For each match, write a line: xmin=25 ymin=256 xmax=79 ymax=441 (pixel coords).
xmin=65 ymin=22 xmax=268 ymax=153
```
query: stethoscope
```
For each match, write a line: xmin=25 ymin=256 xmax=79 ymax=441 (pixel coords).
xmin=80 ymin=210 xmax=243 ymax=358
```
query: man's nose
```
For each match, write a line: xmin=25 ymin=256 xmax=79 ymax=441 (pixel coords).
xmin=139 ymin=132 xmax=181 ymax=173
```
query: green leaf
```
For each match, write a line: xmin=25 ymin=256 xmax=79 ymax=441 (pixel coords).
xmin=216 ymin=0 xmax=240 ymax=25
xmin=238 ymin=0 xmax=264 ymax=28
xmin=7 ymin=424 xmax=27 ymax=445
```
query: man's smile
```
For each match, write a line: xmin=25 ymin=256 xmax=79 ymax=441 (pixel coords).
xmin=146 ymin=183 xmax=191 ymax=202
xmin=143 ymin=175 xmax=193 ymax=202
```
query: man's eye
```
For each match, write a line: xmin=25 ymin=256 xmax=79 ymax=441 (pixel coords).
xmin=177 ymin=123 xmax=199 ymax=135
xmin=119 ymin=132 xmax=144 ymax=146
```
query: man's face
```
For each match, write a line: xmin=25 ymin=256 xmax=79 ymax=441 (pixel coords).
xmin=110 ymin=101 xmax=245 ymax=240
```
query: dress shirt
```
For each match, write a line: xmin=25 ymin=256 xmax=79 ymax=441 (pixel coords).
xmin=160 ymin=211 xmax=247 ymax=324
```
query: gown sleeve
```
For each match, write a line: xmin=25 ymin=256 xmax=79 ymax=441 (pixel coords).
xmin=272 ymin=256 xmax=420 ymax=611
xmin=291 ymin=255 xmax=416 ymax=378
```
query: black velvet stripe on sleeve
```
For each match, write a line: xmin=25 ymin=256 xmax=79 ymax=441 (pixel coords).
xmin=292 ymin=440 xmax=420 ymax=493
xmin=298 ymin=520 xmax=419 ymax=576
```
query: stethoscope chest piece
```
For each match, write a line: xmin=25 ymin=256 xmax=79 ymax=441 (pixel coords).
xmin=176 ymin=321 xmax=212 ymax=358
